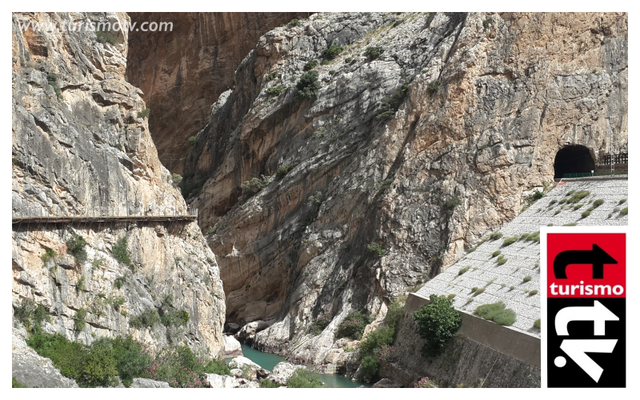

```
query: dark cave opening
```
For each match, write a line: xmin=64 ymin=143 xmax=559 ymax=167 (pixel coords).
xmin=553 ymin=145 xmax=595 ymax=179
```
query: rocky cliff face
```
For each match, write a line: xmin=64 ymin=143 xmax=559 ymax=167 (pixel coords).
xmin=126 ymin=12 xmax=308 ymax=174
xmin=12 ymin=12 xmax=226 ymax=357
xmin=180 ymin=11 xmax=627 ymax=368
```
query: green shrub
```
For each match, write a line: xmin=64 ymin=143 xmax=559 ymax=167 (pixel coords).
xmin=310 ymin=312 xmax=333 ymax=335
xmin=260 ymin=378 xmax=280 ymax=388
xmin=267 ymin=86 xmax=285 ymax=96
xmin=473 ymin=302 xmax=516 ymax=326
xmin=593 ymin=199 xmax=605 ymax=208
xmin=76 ymin=275 xmax=86 ymax=293
xmin=296 ymin=70 xmax=321 ymax=99
xmin=13 ymin=299 xmax=51 ymax=333
xmin=203 ymin=357 xmax=231 ymax=376
xmin=533 ymin=319 xmax=541 ymax=330
xmin=137 ymin=108 xmax=150 ymax=119
xmin=375 ymin=84 xmax=408 ymax=121
xmin=108 ymin=296 xmax=126 ymax=310
xmin=619 ymin=198 xmax=627 ymax=205
xmin=288 ymin=19 xmax=301 ymax=27
xmin=620 ymin=207 xmax=628 ymax=216
xmin=160 ymin=309 xmax=189 ymax=327
xmin=187 ymin=136 xmax=197 ymax=145
xmin=523 ymin=276 xmax=532 ymax=283
xmin=73 ymin=308 xmax=87 ymax=332
xmin=287 ymin=368 xmax=323 ymax=388
xmin=528 ymin=290 xmax=538 ymax=296
xmin=114 ymin=276 xmax=125 ymax=289
xmin=129 ymin=309 xmax=160 ymax=329
xmin=427 ymin=80 xmax=440 ymax=95
xmin=567 ymin=190 xmax=590 ymax=204
xmin=376 ymin=178 xmax=394 ymax=194
xmin=66 ymin=234 xmax=88 ymax=264
xmin=142 ymin=345 xmax=222 ymax=387
xmin=336 ymin=310 xmax=369 ymax=340
xmin=27 ymin=333 xmax=86 ymax=384
xmin=359 ymin=326 xmax=394 ymax=357
xmin=489 ymin=232 xmax=503 ymax=241
xmin=264 ymin=71 xmax=280 ymax=81
xmin=472 ymin=288 xmax=485 ymax=296
xmin=47 ymin=72 xmax=63 ymax=99
xmin=241 ymin=175 xmax=270 ymax=197
xmin=581 ymin=210 xmax=591 ymax=219
xmin=527 ymin=190 xmax=544 ymax=205
xmin=497 ymin=255 xmax=507 ymax=265
xmin=384 ymin=300 xmax=405 ymax=337
xmin=367 ymin=242 xmax=385 ymax=256
xmin=12 ymin=377 xmax=27 ymax=388
xmin=303 ymin=60 xmax=318 ymax=71
xmin=276 ymin=164 xmax=297 ymax=179
xmin=321 ymin=45 xmax=344 ymax=61
xmin=112 ymin=236 xmax=131 ymax=266
xmin=501 ymin=236 xmax=519 ymax=247
xmin=414 ymin=294 xmax=462 ymax=356
xmin=96 ymin=30 xmax=118 ymax=44
xmin=491 ymin=250 xmax=501 ymax=258
xmin=444 ymin=197 xmax=462 ymax=216
xmin=364 ymin=46 xmax=384 ymax=60
xmin=359 ymin=355 xmax=379 ymax=383
xmin=457 ymin=265 xmax=470 ymax=276
xmin=41 ymin=247 xmax=57 ymax=264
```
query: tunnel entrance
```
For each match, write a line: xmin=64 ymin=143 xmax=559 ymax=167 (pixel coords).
xmin=553 ymin=145 xmax=595 ymax=179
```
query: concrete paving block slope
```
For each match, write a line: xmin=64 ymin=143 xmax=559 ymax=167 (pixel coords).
xmin=415 ymin=178 xmax=628 ymax=337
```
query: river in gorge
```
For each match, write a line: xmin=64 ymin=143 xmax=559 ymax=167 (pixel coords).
xmin=237 ymin=344 xmax=369 ymax=388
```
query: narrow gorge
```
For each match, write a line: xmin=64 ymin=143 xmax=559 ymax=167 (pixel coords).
xmin=12 ymin=11 xmax=627 ymax=388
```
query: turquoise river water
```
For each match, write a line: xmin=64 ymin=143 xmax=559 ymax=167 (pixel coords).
xmin=237 ymin=344 xmax=367 ymax=388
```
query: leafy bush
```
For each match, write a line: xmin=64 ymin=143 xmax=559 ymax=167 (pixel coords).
xmin=360 ymin=326 xmax=394 ymax=357
xmin=567 ymin=190 xmax=590 ymax=204
xmin=137 ymin=108 xmax=150 ymax=119
xmin=287 ymin=369 xmax=323 ymax=388
xmin=160 ymin=309 xmax=189 ymax=328
xmin=143 ymin=345 xmax=225 ymax=387
xmin=296 ymin=70 xmax=320 ymax=99
xmin=47 ymin=72 xmax=63 ymax=99
xmin=497 ymin=255 xmax=507 ymax=265
xmin=501 ymin=236 xmax=519 ymax=247
xmin=41 ymin=247 xmax=57 ymax=264
xmin=264 ymin=71 xmax=280 ymax=81
xmin=129 ymin=309 xmax=160 ymax=329
xmin=73 ymin=308 xmax=87 ymax=332
xmin=112 ymin=236 xmax=131 ymax=266
xmin=267 ymin=86 xmax=285 ymax=96
xmin=12 ymin=377 xmax=27 ymax=388
xmin=336 ymin=310 xmax=369 ymax=340
xmin=13 ymin=298 xmax=50 ymax=333
xmin=473 ymin=302 xmax=516 ymax=326
xmin=276 ymin=164 xmax=297 ymax=179
xmin=444 ymin=197 xmax=462 ymax=216
xmin=114 ymin=276 xmax=126 ymax=289
xmin=303 ymin=60 xmax=318 ymax=71
xmin=375 ymin=84 xmax=408 ymax=121
xmin=241 ymin=175 xmax=270 ymax=197
xmin=533 ymin=319 xmax=541 ymax=330
xmin=66 ymin=234 xmax=88 ymax=264
xmin=593 ymin=199 xmax=605 ymax=208
xmin=489 ymin=232 xmax=503 ymax=241
xmin=187 ymin=136 xmax=197 ymax=145
xmin=415 ymin=376 xmax=436 ymax=388
xmin=359 ymin=355 xmax=379 ymax=383
xmin=367 ymin=242 xmax=385 ymax=256
xmin=96 ymin=30 xmax=118 ymax=44
xmin=620 ymin=207 xmax=628 ymax=216
xmin=414 ymin=294 xmax=461 ymax=356
xmin=310 ymin=311 xmax=333 ymax=335
xmin=527 ymin=190 xmax=544 ymax=205
xmin=364 ymin=46 xmax=384 ymax=60
xmin=427 ymin=79 xmax=440 ymax=95
xmin=321 ymin=45 xmax=344 ymax=61
xmin=581 ymin=210 xmax=591 ymax=218
xmin=491 ymin=250 xmax=501 ymax=258
xmin=260 ymin=378 xmax=280 ymax=388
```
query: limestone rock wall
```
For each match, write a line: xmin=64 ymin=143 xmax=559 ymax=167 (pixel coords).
xmin=12 ymin=12 xmax=226 ymax=357
xmin=126 ymin=12 xmax=308 ymax=174
xmin=179 ymin=12 xmax=626 ymax=367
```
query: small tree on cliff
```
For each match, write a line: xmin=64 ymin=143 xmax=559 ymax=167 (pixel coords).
xmin=414 ymin=294 xmax=462 ymax=357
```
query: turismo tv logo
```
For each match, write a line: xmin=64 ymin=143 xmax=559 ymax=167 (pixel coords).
xmin=547 ymin=233 xmax=626 ymax=387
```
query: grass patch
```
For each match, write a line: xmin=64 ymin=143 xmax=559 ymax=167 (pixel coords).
xmin=457 ymin=266 xmax=470 ymax=276
xmin=522 ymin=276 xmax=532 ymax=283
xmin=275 ymin=164 xmax=297 ymax=179
xmin=367 ymin=242 xmax=385 ymax=256
xmin=619 ymin=207 xmax=628 ymax=216
xmin=287 ymin=368 xmax=323 ymax=388
xmin=489 ymin=232 xmax=503 ymax=241
xmin=533 ymin=319 xmax=541 ymax=330
xmin=321 ymin=45 xmax=344 ymax=61
xmin=96 ymin=30 xmax=118 ymax=44
xmin=266 ymin=86 xmax=284 ymax=96
xmin=497 ymin=255 xmax=507 ymax=265
xmin=473 ymin=302 xmax=516 ymax=326
xmin=501 ymin=236 xmax=519 ymax=247
xmin=137 ymin=108 xmax=150 ymax=119
xmin=364 ymin=46 xmax=384 ymax=60
xmin=567 ymin=190 xmax=590 ymax=204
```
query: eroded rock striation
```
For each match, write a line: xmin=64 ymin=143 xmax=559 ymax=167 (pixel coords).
xmin=180 ymin=11 xmax=627 ymax=370
xmin=12 ymin=11 xmax=226 ymax=363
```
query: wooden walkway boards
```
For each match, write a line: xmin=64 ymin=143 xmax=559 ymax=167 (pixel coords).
xmin=12 ymin=214 xmax=197 ymax=226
